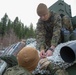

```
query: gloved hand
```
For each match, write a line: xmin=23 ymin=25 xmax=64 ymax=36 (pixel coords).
xmin=39 ymin=58 xmax=50 ymax=69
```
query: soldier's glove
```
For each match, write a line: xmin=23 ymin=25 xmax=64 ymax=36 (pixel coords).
xmin=39 ymin=58 xmax=50 ymax=69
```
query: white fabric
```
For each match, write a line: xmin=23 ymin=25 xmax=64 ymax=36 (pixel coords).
xmin=47 ymin=40 xmax=76 ymax=69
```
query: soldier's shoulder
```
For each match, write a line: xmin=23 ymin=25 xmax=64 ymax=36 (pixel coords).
xmin=49 ymin=10 xmax=61 ymax=19
xmin=54 ymin=12 xmax=61 ymax=18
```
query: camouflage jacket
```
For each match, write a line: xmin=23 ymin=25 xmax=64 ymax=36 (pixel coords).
xmin=3 ymin=65 xmax=33 ymax=75
xmin=47 ymin=63 xmax=69 ymax=75
xmin=36 ymin=11 xmax=62 ymax=50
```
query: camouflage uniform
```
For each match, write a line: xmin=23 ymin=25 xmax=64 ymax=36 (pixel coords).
xmin=61 ymin=15 xmax=73 ymax=42
xmin=3 ymin=64 xmax=69 ymax=75
xmin=36 ymin=11 xmax=62 ymax=50
xmin=62 ymin=15 xmax=73 ymax=32
xmin=47 ymin=63 xmax=69 ymax=75
xmin=3 ymin=65 xmax=33 ymax=75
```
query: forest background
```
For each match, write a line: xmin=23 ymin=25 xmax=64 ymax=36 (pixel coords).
xmin=0 ymin=13 xmax=36 ymax=49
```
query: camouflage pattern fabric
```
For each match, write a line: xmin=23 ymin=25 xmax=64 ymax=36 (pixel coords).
xmin=62 ymin=15 xmax=73 ymax=32
xmin=47 ymin=63 xmax=69 ymax=75
xmin=3 ymin=65 xmax=33 ymax=75
xmin=60 ymin=15 xmax=73 ymax=42
xmin=36 ymin=11 xmax=62 ymax=50
xmin=55 ymin=69 xmax=69 ymax=75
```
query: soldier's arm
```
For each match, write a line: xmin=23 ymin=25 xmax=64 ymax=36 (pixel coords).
xmin=36 ymin=20 xmax=46 ymax=50
xmin=51 ymin=14 xmax=62 ymax=47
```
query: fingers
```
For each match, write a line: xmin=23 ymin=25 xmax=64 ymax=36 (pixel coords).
xmin=40 ymin=54 xmax=46 ymax=58
xmin=39 ymin=58 xmax=47 ymax=65
xmin=39 ymin=58 xmax=48 ymax=69
xmin=40 ymin=62 xmax=46 ymax=69
xmin=40 ymin=50 xmax=46 ymax=58
xmin=40 ymin=60 xmax=50 ymax=69
xmin=46 ymin=50 xmax=53 ymax=56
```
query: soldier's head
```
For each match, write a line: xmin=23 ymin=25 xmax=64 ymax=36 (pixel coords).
xmin=17 ymin=47 xmax=40 ymax=72
xmin=36 ymin=3 xmax=50 ymax=21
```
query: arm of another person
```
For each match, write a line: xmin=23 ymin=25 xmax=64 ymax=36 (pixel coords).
xmin=46 ymin=14 xmax=62 ymax=57
xmin=51 ymin=13 xmax=62 ymax=50
xmin=36 ymin=20 xmax=46 ymax=51
xmin=36 ymin=20 xmax=47 ymax=58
